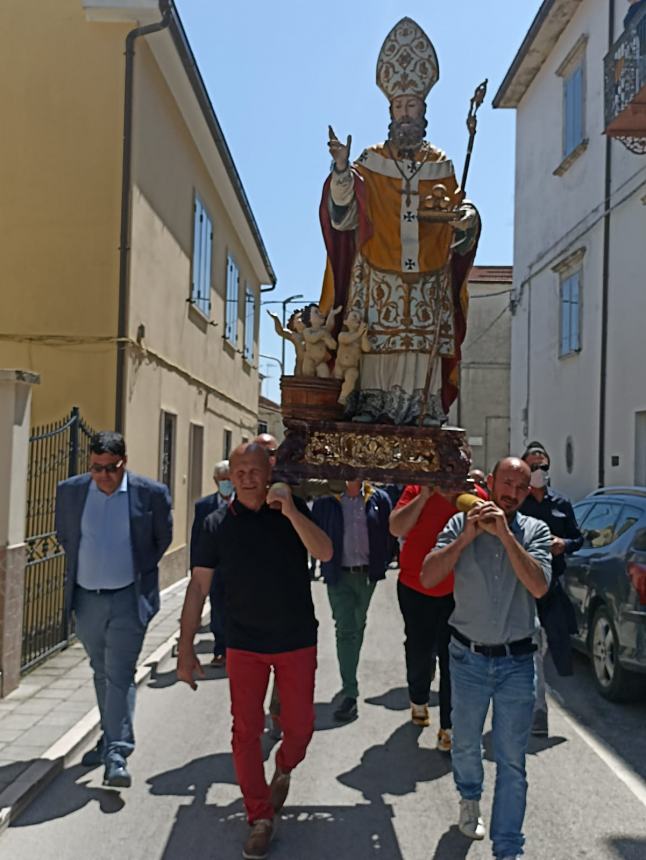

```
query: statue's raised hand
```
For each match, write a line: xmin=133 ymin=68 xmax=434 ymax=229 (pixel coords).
xmin=328 ymin=126 xmax=352 ymax=172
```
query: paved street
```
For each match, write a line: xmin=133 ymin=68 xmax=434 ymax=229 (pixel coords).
xmin=2 ymin=573 xmax=646 ymax=860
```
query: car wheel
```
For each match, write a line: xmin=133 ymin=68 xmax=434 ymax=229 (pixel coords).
xmin=590 ymin=605 xmax=640 ymax=701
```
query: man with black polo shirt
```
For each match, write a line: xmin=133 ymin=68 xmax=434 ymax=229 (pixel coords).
xmin=177 ymin=443 xmax=332 ymax=860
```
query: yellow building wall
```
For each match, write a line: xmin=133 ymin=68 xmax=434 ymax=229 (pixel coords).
xmin=125 ymin=42 xmax=261 ymax=565
xmin=0 ymin=0 xmax=131 ymax=430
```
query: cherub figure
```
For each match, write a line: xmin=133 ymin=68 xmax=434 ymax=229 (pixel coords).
xmin=334 ymin=310 xmax=369 ymax=404
xmin=267 ymin=308 xmax=306 ymax=375
xmin=301 ymin=303 xmax=337 ymax=378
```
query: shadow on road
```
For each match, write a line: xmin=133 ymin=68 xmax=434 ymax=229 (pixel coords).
xmin=431 ymin=824 xmax=474 ymax=859
xmin=158 ymin=801 xmax=404 ymax=860
xmin=148 ymin=736 xmax=405 ymax=859
xmin=338 ymin=722 xmax=451 ymax=801
xmin=605 ymin=835 xmax=646 ymax=859
xmin=11 ymin=764 xmax=125 ymax=827
xmin=365 ymin=685 xmax=439 ymax=712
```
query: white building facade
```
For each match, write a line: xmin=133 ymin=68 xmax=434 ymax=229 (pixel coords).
xmin=494 ymin=0 xmax=646 ymax=500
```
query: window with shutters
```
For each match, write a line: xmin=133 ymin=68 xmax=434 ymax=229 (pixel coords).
xmin=225 ymin=255 xmax=239 ymax=346
xmin=563 ymin=60 xmax=584 ymax=157
xmin=553 ymin=36 xmax=588 ymax=175
xmin=243 ymin=284 xmax=256 ymax=361
xmin=190 ymin=195 xmax=213 ymax=318
xmin=559 ymin=269 xmax=582 ymax=357
xmin=159 ymin=411 xmax=177 ymax=500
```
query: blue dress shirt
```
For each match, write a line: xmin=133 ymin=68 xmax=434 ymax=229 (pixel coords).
xmin=77 ymin=472 xmax=135 ymax=590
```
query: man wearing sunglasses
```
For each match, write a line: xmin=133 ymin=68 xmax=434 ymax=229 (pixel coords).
xmin=520 ymin=441 xmax=582 ymax=737
xmin=55 ymin=431 xmax=172 ymax=787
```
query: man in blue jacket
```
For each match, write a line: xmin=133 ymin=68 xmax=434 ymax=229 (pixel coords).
xmin=313 ymin=481 xmax=393 ymax=721
xmin=190 ymin=459 xmax=233 ymax=667
xmin=55 ymin=431 xmax=172 ymax=788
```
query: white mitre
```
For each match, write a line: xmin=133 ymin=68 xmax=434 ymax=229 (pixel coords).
xmin=376 ymin=17 xmax=439 ymax=102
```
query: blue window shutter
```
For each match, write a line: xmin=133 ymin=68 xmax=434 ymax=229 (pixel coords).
xmin=571 ymin=273 xmax=580 ymax=351
xmin=204 ymin=214 xmax=213 ymax=316
xmin=561 ymin=278 xmax=571 ymax=355
xmin=192 ymin=199 xmax=202 ymax=303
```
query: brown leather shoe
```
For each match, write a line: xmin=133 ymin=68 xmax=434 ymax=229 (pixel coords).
xmin=210 ymin=653 xmax=226 ymax=668
xmin=242 ymin=818 xmax=274 ymax=859
xmin=269 ymin=767 xmax=291 ymax=814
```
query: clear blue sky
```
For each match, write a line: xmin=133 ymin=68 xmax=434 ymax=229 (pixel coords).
xmin=175 ymin=0 xmax=542 ymax=401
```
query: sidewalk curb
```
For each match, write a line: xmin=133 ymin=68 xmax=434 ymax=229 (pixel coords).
xmin=0 ymin=600 xmax=206 ymax=834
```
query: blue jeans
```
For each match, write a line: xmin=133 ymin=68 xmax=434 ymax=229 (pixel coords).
xmin=209 ymin=569 xmax=226 ymax=656
xmin=74 ymin=585 xmax=146 ymax=764
xmin=449 ymin=638 xmax=535 ymax=859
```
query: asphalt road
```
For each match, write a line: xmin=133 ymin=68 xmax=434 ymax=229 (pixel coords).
xmin=3 ymin=573 xmax=646 ymax=860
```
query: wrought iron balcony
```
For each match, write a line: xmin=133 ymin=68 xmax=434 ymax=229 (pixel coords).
xmin=604 ymin=3 xmax=646 ymax=153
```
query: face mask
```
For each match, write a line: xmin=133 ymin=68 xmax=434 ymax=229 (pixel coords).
xmin=529 ymin=469 xmax=548 ymax=489
xmin=218 ymin=480 xmax=234 ymax=498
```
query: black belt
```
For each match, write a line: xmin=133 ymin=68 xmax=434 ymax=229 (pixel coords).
xmin=450 ymin=627 xmax=537 ymax=658
xmin=341 ymin=564 xmax=369 ymax=574
xmin=76 ymin=583 xmax=134 ymax=595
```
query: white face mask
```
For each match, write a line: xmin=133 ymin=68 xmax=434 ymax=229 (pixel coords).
xmin=218 ymin=479 xmax=234 ymax=498
xmin=529 ymin=469 xmax=549 ymax=489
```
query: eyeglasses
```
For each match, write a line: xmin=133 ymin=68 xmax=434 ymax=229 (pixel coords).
xmin=89 ymin=460 xmax=124 ymax=474
xmin=530 ymin=464 xmax=549 ymax=472
xmin=267 ymin=448 xmax=277 ymax=456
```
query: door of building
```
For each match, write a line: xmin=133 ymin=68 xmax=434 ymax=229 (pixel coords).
xmin=187 ymin=423 xmax=204 ymax=547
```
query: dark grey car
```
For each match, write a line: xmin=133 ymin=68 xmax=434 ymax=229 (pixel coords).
xmin=562 ymin=487 xmax=646 ymax=701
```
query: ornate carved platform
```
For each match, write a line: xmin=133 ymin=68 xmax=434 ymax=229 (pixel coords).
xmin=275 ymin=419 xmax=472 ymax=489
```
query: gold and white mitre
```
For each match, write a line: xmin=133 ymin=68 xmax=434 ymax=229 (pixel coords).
xmin=376 ymin=17 xmax=439 ymax=102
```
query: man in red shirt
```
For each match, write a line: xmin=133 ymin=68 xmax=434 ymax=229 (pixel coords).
xmin=390 ymin=483 xmax=485 ymax=751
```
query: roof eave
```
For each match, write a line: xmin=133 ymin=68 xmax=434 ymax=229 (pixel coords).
xmin=493 ymin=0 xmax=582 ymax=109
xmin=167 ymin=6 xmax=276 ymax=284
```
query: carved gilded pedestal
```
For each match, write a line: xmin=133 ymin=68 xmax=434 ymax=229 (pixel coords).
xmin=275 ymin=419 xmax=471 ymax=489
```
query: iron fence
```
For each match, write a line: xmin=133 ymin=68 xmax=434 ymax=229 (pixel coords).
xmin=22 ymin=407 xmax=95 ymax=672
xmin=604 ymin=5 xmax=646 ymax=154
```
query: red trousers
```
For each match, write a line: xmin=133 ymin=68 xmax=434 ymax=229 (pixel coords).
xmin=227 ymin=645 xmax=317 ymax=822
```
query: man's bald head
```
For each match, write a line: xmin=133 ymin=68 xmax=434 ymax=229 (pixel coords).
xmin=229 ymin=443 xmax=271 ymax=510
xmin=230 ymin=442 xmax=270 ymax=469
xmin=488 ymin=457 xmax=531 ymax=517
xmin=254 ymin=433 xmax=278 ymax=467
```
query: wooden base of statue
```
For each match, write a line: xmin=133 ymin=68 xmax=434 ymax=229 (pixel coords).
xmin=275 ymin=419 xmax=471 ymax=490
xmin=280 ymin=376 xmax=343 ymax=421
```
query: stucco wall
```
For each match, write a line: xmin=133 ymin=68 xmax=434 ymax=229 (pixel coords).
xmin=0 ymin=0 xmax=129 ymax=428
xmin=125 ymin=41 xmax=262 ymax=556
xmin=451 ymin=278 xmax=511 ymax=472
xmin=509 ymin=0 xmax=646 ymax=500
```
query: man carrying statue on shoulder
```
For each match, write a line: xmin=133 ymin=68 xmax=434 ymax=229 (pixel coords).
xmin=320 ymin=17 xmax=481 ymax=426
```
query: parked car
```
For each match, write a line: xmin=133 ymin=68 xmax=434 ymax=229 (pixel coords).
xmin=562 ymin=487 xmax=646 ymax=701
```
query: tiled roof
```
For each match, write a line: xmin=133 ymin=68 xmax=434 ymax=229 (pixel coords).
xmin=469 ymin=266 xmax=513 ymax=284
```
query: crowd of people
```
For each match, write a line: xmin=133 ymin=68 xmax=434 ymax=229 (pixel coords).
xmin=55 ymin=428 xmax=582 ymax=860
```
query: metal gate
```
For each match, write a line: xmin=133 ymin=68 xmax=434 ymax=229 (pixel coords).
xmin=22 ymin=407 xmax=95 ymax=672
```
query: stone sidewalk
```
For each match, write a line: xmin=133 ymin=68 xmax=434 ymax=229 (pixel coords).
xmin=0 ymin=577 xmax=192 ymax=829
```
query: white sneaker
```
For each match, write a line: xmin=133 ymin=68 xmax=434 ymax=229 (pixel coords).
xmin=458 ymin=798 xmax=486 ymax=840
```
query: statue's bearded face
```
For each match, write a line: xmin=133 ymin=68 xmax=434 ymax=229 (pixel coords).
xmin=388 ymin=95 xmax=427 ymax=154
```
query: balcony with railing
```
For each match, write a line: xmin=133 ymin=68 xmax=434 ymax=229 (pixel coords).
xmin=604 ymin=3 xmax=646 ymax=153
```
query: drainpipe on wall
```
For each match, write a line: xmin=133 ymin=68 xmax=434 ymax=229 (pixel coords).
xmin=598 ymin=0 xmax=615 ymax=487
xmin=115 ymin=0 xmax=173 ymax=432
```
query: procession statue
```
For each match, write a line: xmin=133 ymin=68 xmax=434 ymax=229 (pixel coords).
xmin=268 ymin=309 xmax=306 ymax=375
xmin=319 ymin=17 xmax=481 ymax=426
